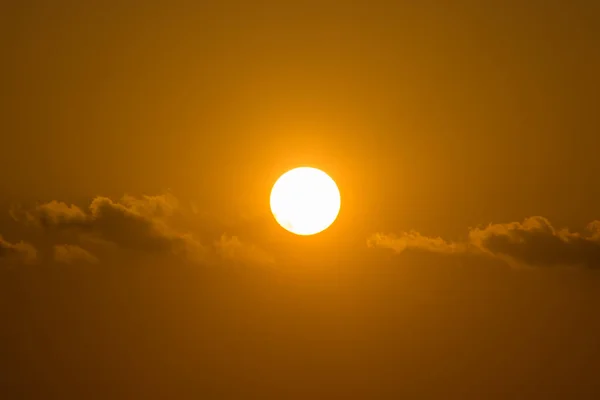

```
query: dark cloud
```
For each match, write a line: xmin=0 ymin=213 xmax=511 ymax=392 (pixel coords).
xmin=469 ymin=217 xmax=600 ymax=268
xmin=13 ymin=194 xmax=205 ymax=262
xmin=12 ymin=194 xmax=272 ymax=267
xmin=0 ymin=236 xmax=37 ymax=264
xmin=368 ymin=216 xmax=600 ymax=268
xmin=54 ymin=244 xmax=99 ymax=265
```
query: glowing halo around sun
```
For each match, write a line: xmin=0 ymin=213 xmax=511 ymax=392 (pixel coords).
xmin=270 ymin=167 xmax=341 ymax=236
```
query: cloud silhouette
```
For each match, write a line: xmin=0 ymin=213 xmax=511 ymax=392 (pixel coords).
xmin=14 ymin=194 xmax=205 ymax=262
xmin=368 ymin=216 xmax=600 ymax=268
xmin=12 ymin=193 xmax=273 ymax=267
xmin=54 ymin=244 xmax=100 ymax=265
xmin=0 ymin=236 xmax=37 ymax=264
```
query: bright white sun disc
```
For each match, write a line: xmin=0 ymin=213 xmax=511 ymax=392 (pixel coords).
xmin=270 ymin=167 xmax=341 ymax=236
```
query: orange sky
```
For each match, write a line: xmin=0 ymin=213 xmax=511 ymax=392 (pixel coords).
xmin=1 ymin=1 xmax=600 ymax=398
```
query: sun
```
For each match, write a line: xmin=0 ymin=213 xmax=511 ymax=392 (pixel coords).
xmin=270 ymin=167 xmax=341 ymax=236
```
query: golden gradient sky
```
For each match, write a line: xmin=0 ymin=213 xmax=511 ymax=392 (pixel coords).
xmin=1 ymin=1 xmax=600 ymax=398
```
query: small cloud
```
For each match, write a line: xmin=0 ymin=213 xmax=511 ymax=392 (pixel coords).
xmin=214 ymin=235 xmax=275 ymax=267
xmin=114 ymin=193 xmax=179 ymax=219
xmin=368 ymin=216 xmax=600 ymax=268
xmin=0 ymin=236 xmax=37 ymax=265
xmin=20 ymin=200 xmax=87 ymax=227
xmin=367 ymin=231 xmax=465 ymax=255
xmin=54 ymin=244 xmax=99 ymax=265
